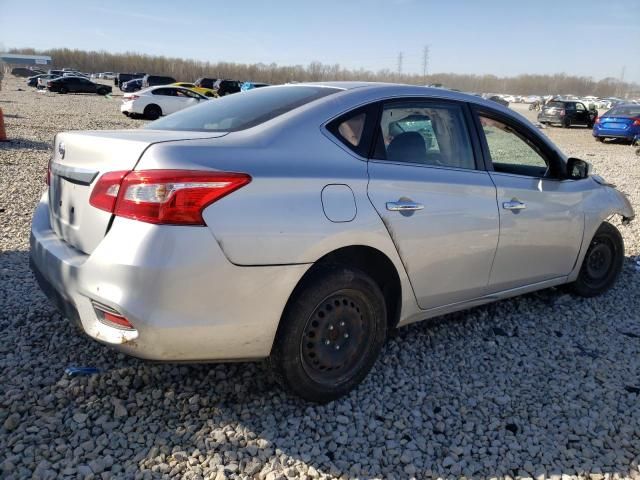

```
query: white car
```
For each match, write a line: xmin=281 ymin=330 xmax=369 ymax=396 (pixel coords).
xmin=120 ymin=86 xmax=209 ymax=120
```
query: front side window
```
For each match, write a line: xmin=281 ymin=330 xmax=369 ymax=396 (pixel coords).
xmin=375 ymin=102 xmax=475 ymax=169
xmin=479 ymin=116 xmax=548 ymax=177
xmin=576 ymin=103 xmax=586 ymax=112
xmin=147 ymin=86 xmax=340 ymax=132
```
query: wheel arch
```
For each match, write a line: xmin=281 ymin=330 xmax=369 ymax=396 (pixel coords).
xmin=281 ymin=245 xmax=403 ymax=333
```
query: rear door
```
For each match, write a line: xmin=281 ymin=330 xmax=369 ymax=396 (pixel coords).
xmin=366 ymin=99 xmax=500 ymax=310
xmin=152 ymin=88 xmax=181 ymax=114
xmin=472 ymin=109 xmax=585 ymax=291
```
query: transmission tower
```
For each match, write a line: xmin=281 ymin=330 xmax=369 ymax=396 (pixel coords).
xmin=422 ymin=45 xmax=430 ymax=84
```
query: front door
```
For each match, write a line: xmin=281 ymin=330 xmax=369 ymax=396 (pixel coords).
xmin=475 ymin=112 xmax=585 ymax=291
xmin=366 ymin=100 xmax=500 ymax=310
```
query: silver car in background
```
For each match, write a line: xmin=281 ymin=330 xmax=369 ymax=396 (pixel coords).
xmin=30 ymin=83 xmax=635 ymax=402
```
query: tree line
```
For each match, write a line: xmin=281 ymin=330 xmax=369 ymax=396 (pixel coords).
xmin=7 ymin=47 xmax=638 ymax=98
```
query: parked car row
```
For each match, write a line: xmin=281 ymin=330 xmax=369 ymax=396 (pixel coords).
xmin=24 ymin=70 xmax=113 ymax=96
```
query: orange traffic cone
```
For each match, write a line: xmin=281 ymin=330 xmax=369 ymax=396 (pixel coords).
xmin=0 ymin=108 xmax=8 ymax=142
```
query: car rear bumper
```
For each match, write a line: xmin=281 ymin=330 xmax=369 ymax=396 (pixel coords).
xmin=593 ymin=126 xmax=638 ymax=140
xmin=537 ymin=114 xmax=563 ymax=123
xmin=30 ymin=192 xmax=309 ymax=361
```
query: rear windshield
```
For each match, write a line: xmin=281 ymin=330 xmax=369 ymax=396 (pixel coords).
xmin=546 ymin=101 xmax=564 ymax=108
xmin=146 ymin=86 xmax=341 ymax=132
xmin=608 ymin=105 xmax=640 ymax=117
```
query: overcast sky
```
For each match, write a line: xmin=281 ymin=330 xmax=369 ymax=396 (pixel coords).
xmin=1 ymin=0 xmax=638 ymax=82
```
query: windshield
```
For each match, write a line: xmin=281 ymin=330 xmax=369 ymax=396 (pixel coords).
xmin=146 ymin=86 xmax=341 ymax=132
xmin=607 ymin=105 xmax=640 ymax=117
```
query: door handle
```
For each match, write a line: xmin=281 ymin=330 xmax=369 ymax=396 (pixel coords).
xmin=386 ymin=200 xmax=424 ymax=212
xmin=502 ymin=200 xmax=527 ymax=211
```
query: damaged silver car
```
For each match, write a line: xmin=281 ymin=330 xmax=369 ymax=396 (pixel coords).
xmin=31 ymin=83 xmax=634 ymax=402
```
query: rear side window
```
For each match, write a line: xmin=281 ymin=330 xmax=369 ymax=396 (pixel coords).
xmin=147 ymin=86 xmax=340 ymax=132
xmin=374 ymin=101 xmax=475 ymax=169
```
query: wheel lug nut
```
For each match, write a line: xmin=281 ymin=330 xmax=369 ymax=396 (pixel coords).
xmin=344 ymin=333 xmax=349 ymax=338
xmin=339 ymin=321 xmax=345 ymax=327
xmin=335 ymin=345 xmax=340 ymax=350
xmin=328 ymin=325 xmax=334 ymax=330
xmin=325 ymin=340 xmax=330 ymax=345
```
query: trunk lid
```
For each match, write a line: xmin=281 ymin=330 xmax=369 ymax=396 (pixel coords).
xmin=600 ymin=117 xmax=632 ymax=130
xmin=49 ymin=129 xmax=227 ymax=254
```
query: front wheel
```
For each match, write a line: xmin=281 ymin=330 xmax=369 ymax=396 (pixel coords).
xmin=568 ymin=222 xmax=624 ymax=297
xmin=270 ymin=266 xmax=387 ymax=403
xmin=595 ymin=136 xmax=604 ymax=142
xmin=59 ymin=87 xmax=68 ymax=94
xmin=562 ymin=117 xmax=571 ymax=128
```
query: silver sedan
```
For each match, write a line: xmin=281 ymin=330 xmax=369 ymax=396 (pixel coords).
xmin=30 ymin=83 xmax=635 ymax=402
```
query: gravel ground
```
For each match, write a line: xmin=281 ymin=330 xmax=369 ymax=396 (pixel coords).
xmin=1 ymin=75 xmax=640 ymax=480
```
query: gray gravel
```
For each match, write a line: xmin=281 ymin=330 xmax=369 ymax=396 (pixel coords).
xmin=2 ymin=75 xmax=640 ymax=479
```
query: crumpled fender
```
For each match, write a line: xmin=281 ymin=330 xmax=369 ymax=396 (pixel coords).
xmin=568 ymin=181 xmax=634 ymax=281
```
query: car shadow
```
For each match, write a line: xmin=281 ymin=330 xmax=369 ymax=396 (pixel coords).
xmin=2 ymin=249 xmax=640 ymax=478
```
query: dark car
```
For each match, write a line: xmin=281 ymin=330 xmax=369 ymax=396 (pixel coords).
xmin=26 ymin=74 xmax=47 ymax=87
xmin=121 ymin=78 xmax=143 ymax=93
xmin=194 ymin=77 xmax=218 ymax=89
xmin=47 ymin=77 xmax=112 ymax=95
xmin=593 ymin=104 xmax=640 ymax=143
xmin=12 ymin=67 xmax=43 ymax=78
xmin=487 ymin=95 xmax=509 ymax=107
xmin=213 ymin=79 xmax=242 ymax=96
xmin=538 ymin=100 xmax=597 ymax=128
xmin=115 ymin=72 xmax=146 ymax=88
xmin=142 ymin=74 xmax=177 ymax=88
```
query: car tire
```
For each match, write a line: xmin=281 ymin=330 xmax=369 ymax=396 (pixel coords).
xmin=568 ymin=222 xmax=624 ymax=297
xmin=595 ymin=136 xmax=604 ymax=142
xmin=59 ymin=87 xmax=68 ymax=94
xmin=562 ymin=118 xmax=571 ymax=128
xmin=97 ymin=88 xmax=108 ymax=96
xmin=270 ymin=265 xmax=387 ymax=403
xmin=144 ymin=104 xmax=162 ymax=120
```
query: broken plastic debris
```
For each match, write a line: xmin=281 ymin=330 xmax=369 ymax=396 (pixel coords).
xmin=65 ymin=366 xmax=101 ymax=377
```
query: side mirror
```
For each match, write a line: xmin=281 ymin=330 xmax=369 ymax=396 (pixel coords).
xmin=567 ymin=157 xmax=591 ymax=180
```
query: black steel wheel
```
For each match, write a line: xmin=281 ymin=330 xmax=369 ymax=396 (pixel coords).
xmin=568 ymin=222 xmax=624 ymax=297
xmin=270 ymin=266 xmax=387 ymax=403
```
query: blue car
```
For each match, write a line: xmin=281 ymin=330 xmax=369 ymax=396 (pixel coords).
xmin=593 ymin=104 xmax=640 ymax=143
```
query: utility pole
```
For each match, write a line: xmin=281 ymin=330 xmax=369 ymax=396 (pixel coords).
xmin=397 ymin=52 xmax=403 ymax=80
xmin=422 ymin=45 xmax=430 ymax=85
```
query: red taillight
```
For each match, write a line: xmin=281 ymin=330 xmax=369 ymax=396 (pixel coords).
xmin=124 ymin=94 xmax=139 ymax=100
xmin=47 ymin=81 xmax=52 ymax=87
xmin=89 ymin=170 xmax=130 ymax=212
xmin=89 ymin=170 xmax=251 ymax=225
xmin=558 ymin=109 xmax=565 ymax=116
xmin=632 ymin=118 xmax=640 ymax=126
xmin=595 ymin=117 xmax=600 ymax=124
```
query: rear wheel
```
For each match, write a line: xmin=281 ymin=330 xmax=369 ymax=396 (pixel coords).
xmin=270 ymin=266 xmax=387 ymax=403
xmin=595 ymin=136 xmax=604 ymax=142
xmin=97 ymin=87 xmax=108 ymax=96
xmin=143 ymin=104 xmax=162 ymax=120
xmin=562 ymin=117 xmax=571 ymax=128
xmin=568 ymin=222 xmax=624 ymax=297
